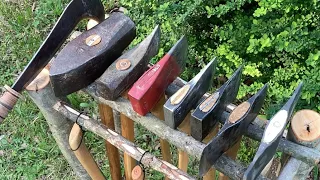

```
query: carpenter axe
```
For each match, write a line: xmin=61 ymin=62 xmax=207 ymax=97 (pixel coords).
xmin=199 ymin=84 xmax=268 ymax=177
xmin=50 ymin=12 xmax=136 ymax=96
xmin=0 ymin=0 xmax=105 ymax=123
xmin=243 ymin=82 xmax=303 ymax=180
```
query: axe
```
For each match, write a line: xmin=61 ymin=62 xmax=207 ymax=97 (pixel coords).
xmin=94 ymin=26 xmax=160 ymax=180
xmin=199 ymin=84 xmax=268 ymax=177
xmin=163 ymin=59 xmax=216 ymax=172
xmin=128 ymin=36 xmax=188 ymax=178
xmin=243 ymin=82 xmax=303 ymax=180
xmin=0 ymin=0 xmax=105 ymax=123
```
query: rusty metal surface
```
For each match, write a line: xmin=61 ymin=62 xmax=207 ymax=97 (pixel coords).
xmin=190 ymin=67 xmax=242 ymax=141
xmin=12 ymin=0 xmax=105 ymax=92
xmin=243 ymin=82 xmax=303 ymax=180
xmin=163 ymin=59 xmax=217 ymax=129
xmin=50 ymin=12 xmax=136 ymax=96
xmin=199 ymin=84 xmax=268 ymax=177
xmin=94 ymin=26 xmax=160 ymax=100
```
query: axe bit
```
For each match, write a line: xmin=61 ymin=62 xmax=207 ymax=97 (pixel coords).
xmin=243 ymin=82 xmax=303 ymax=180
xmin=190 ymin=66 xmax=242 ymax=141
xmin=163 ymin=59 xmax=217 ymax=129
xmin=0 ymin=0 xmax=105 ymax=123
xmin=199 ymin=84 xmax=268 ymax=177
xmin=50 ymin=12 xmax=136 ymax=96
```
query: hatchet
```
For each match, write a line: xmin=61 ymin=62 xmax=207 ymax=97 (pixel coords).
xmin=0 ymin=0 xmax=105 ymax=123
xmin=50 ymin=12 xmax=136 ymax=96
xmin=243 ymin=82 xmax=303 ymax=180
xmin=163 ymin=59 xmax=216 ymax=172
xmin=199 ymin=84 xmax=268 ymax=177
xmin=94 ymin=26 xmax=160 ymax=180
xmin=128 ymin=36 xmax=188 ymax=178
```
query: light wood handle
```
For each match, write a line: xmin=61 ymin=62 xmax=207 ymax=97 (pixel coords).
xmin=69 ymin=124 xmax=105 ymax=180
xmin=0 ymin=85 xmax=21 ymax=123
xmin=132 ymin=165 xmax=144 ymax=180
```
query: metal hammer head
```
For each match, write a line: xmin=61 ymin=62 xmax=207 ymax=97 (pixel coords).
xmin=94 ymin=25 xmax=161 ymax=100
xmin=199 ymin=84 xmax=268 ymax=177
xmin=163 ymin=59 xmax=217 ymax=129
xmin=50 ymin=12 xmax=136 ymax=96
xmin=128 ymin=36 xmax=188 ymax=116
xmin=190 ymin=66 xmax=242 ymax=141
xmin=243 ymin=82 xmax=303 ymax=180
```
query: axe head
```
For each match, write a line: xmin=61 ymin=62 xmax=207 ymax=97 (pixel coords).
xmin=199 ymin=84 xmax=268 ymax=177
xmin=243 ymin=82 xmax=303 ymax=180
xmin=163 ymin=59 xmax=217 ymax=129
xmin=128 ymin=36 xmax=188 ymax=116
xmin=191 ymin=66 xmax=242 ymax=141
xmin=94 ymin=25 xmax=161 ymax=100
xmin=50 ymin=12 xmax=136 ymax=96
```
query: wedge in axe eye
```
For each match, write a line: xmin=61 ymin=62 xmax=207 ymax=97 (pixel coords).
xmin=190 ymin=66 xmax=242 ymax=141
xmin=163 ymin=59 xmax=217 ymax=129
xmin=50 ymin=12 xmax=136 ymax=96
xmin=243 ymin=82 xmax=303 ymax=180
xmin=199 ymin=84 xmax=268 ymax=177
xmin=94 ymin=25 xmax=161 ymax=100
xmin=128 ymin=36 xmax=188 ymax=116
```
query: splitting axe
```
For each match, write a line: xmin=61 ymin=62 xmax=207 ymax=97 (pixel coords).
xmin=0 ymin=0 xmax=105 ymax=122
xmin=243 ymin=82 xmax=303 ymax=180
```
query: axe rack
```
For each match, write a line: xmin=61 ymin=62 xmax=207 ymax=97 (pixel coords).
xmin=30 ymin=75 xmax=320 ymax=179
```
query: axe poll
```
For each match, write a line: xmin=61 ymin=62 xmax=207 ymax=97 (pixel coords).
xmin=243 ymin=82 xmax=303 ymax=180
xmin=93 ymin=26 xmax=160 ymax=180
xmin=199 ymin=84 xmax=268 ymax=177
xmin=0 ymin=0 xmax=105 ymax=123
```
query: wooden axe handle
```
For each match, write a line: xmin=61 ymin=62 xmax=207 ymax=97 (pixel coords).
xmin=69 ymin=123 xmax=105 ymax=180
xmin=0 ymin=85 xmax=21 ymax=123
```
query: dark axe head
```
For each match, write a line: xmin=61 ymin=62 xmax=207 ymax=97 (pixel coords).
xmin=190 ymin=66 xmax=242 ymax=141
xmin=13 ymin=0 xmax=105 ymax=91
xmin=128 ymin=36 xmax=188 ymax=116
xmin=163 ymin=59 xmax=217 ymax=129
xmin=50 ymin=12 xmax=136 ymax=96
xmin=94 ymin=25 xmax=161 ymax=100
xmin=199 ymin=84 xmax=268 ymax=177
xmin=243 ymin=82 xmax=303 ymax=180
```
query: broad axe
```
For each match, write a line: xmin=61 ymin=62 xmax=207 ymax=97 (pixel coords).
xmin=93 ymin=26 xmax=160 ymax=180
xmin=191 ymin=66 xmax=242 ymax=141
xmin=0 ymin=0 xmax=105 ymax=123
xmin=128 ymin=36 xmax=188 ymax=173
xmin=50 ymin=12 xmax=136 ymax=96
xmin=199 ymin=84 xmax=268 ymax=177
xmin=243 ymin=82 xmax=303 ymax=180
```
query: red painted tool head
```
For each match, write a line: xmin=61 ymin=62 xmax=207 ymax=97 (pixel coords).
xmin=128 ymin=36 xmax=188 ymax=115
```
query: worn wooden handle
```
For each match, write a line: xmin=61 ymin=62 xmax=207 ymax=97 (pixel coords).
xmin=132 ymin=165 xmax=144 ymax=180
xmin=0 ymin=85 xmax=21 ymax=123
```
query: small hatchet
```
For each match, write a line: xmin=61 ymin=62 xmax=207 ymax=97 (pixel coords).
xmin=243 ymin=82 xmax=303 ymax=180
xmin=0 ymin=0 xmax=105 ymax=123
xmin=199 ymin=84 xmax=268 ymax=177
xmin=128 ymin=36 xmax=188 ymax=179
xmin=94 ymin=26 xmax=160 ymax=180
xmin=163 ymin=59 xmax=216 ymax=172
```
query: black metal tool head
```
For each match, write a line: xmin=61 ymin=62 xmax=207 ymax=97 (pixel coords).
xmin=50 ymin=12 xmax=136 ymax=96
xmin=190 ymin=66 xmax=243 ymax=141
xmin=243 ymin=82 xmax=303 ymax=180
xmin=199 ymin=84 xmax=268 ymax=177
xmin=163 ymin=59 xmax=217 ymax=129
xmin=94 ymin=25 xmax=161 ymax=100
xmin=13 ymin=0 xmax=105 ymax=92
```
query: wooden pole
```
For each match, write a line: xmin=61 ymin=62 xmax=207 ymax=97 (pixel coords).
xmin=177 ymin=113 xmax=191 ymax=172
xmin=27 ymin=68 xmax=90 ymax=179
xmin=98 ymin=104 xmax=121 ymax=180
xmin=69 ymin=124 xmax=106 ymax=180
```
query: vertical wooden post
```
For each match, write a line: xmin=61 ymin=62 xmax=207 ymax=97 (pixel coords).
xmin=202 ymin=126 xmax=219 ymax=180
xmin=177 ymin=113 xmax=191 ymax=172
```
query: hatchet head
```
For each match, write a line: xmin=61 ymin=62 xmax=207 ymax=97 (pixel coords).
xmin=94 ymin=25 xmax=161 ymax=100
xmin=163 ymin=59 xmax=217 ymax=129
xmin=199 ymin=84 xmax=268 ymax=177
xmin=190 ymin=66 xmax=242 ymax=141
xmin=243 ymin=82 xmax=303 ymax=180
xmin=50 ymin=12 xmax=136 ymax=96
xmin=128 ymin=36 xmax=188 ymax=116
